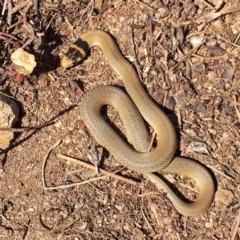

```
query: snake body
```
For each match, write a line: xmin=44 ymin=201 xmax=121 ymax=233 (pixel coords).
xmin=62 ymin=30 xmax=215 ymax=216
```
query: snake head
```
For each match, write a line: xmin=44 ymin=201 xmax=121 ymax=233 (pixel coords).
xmin=61 ymin=38 xmax=89 ymax=68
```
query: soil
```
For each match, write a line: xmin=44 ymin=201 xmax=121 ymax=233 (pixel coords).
xmin=0 ymin=0 xmax=240 ymax=239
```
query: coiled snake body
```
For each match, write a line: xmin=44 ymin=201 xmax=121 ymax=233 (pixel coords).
xmin=62 ymin=30 xmax=215 ymax=216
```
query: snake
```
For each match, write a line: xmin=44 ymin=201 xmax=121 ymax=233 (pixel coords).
xmin=61 ymin=30 xmax=215 ymax=216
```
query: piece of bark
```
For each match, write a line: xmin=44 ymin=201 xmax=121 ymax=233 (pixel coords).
xmin=0 ymin=93 xmax=19 ymax=150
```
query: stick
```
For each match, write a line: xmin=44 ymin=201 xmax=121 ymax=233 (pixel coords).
xmin=213 ymin=31 xmax=240 ymax=48
xmin=56 ymin=153 xmax=138 ymax=186
xmin=135 ymin=0 xmax=153 ymax=11
xmin=44 ymin=175 xmax=110 ymax=190
xmin=0 ymin=121 xmax=54 ymax=132
xmin=0 ymin=0 xmax=7 ymax=25
xmin=231 ymin=210 xmax=240 ymax=240
xmin=191 ymin=53 xmax=228 ymax=60
xmin=42 ymin=140 xmax=62 ymax=190
xmin=7 ymin=0 xmax=12 ymax=25
xmin=0 ymin=35 xmax=21 ymax=48
xmin=233 ymin=95 xmax=240 ymax=123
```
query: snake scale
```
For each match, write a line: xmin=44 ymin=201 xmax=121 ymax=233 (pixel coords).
xmin=62 ymin=30 xmax=215 ymax=216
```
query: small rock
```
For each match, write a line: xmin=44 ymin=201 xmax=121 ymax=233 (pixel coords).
xmin=11 ymin=48 xmax=36 ymax=76
xmin=0 ymin=92 xmax=19 ymax=150
xmin=192 ymin=63 xmax=205 ymax=73
xmin=215 ymin=189 xmax=234 ymax=207
xmin=221 ymin=68 xmax=235 ymax=81
xmin=205 ymin=220 xmax=213 ymax=228
xmin=189 ymin=33 xmax=204 ymax=48
xmin=222 ymin=132 xmax=229 ymax=139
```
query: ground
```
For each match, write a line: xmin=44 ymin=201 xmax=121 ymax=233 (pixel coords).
xmin=0 ymin=0 xmax=240 ymax=239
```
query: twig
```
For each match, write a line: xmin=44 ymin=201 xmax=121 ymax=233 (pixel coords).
xmin=44 ymin=13 xmax=56 ymax=32
xmin=0 ymin=32 xmax=22 ymax=47
xmin=200 ymin=0 xmax=215 ymax=9
xmin=207 ymin=165 xmax=233 ymax=180
xmin=0 ymin=92 xmax=19 ymax=101
xmin=169 ymin=42 xmax=204 ymax=71
xmin=131 ymin=29 xmax=144 ymax=84
xmin=76 ymin=0 xmax=94 ymax=26
xmin=229 ymin=33 xmax=240 ymax=53
xmin=141 ymin=207 xmax=155 ymax=232
xmin=44 ymin=175 xmax=109 ymax=190
xmin=0 ymin=0 xmax=8 ymax=25
xmin=231 ymin=209 xmax=240 ymax=240
xmin=135 ymin=0 xmax=153 ymax=11
xmin=198 ymin=8 xmax=240 ymax=25
xmin=181 ymin=7 xmax=240 ymax=29
xmin=43 ymin=152 xmax=137 ymax=190
xmin=21 ymin=0 xmax=33 ymax=25
xmin=147 ymin=131 xmax=156 ymax=152
xmin=191 ymin=53 xmax=228 ymax=60
xmin=10 ymin=1 xmax=29 ymax=15
xmin=179 ymin=183 xmax=199 ymax=194
xmin=0 ymin=35 xmax=21 ymax=48
xmin=149 ymin=17 xmax=153 ymax=56
xmin=33 ymin=0 xmax=38 ymax=14
xmin=0 ymin=121 xmax=54 ymax=132
xmin=191 ymin=152 xmax=234 ymax=179
xmin=42 ymin=140 xmax=62 ymax=190
xmin=0 ymin=31 xmax=23 ymax=42
xmin=175 ymin=107 xmax=182 ymax=129
xmin=233 ymin=95 xmax=240 ymax=123
xmin=213 ymin=31 xmax=240 ymax=48
xmin=56 ymin=153 xmax=138 ymax=186
xmin=7 ymin=0 xmax=12 ymax=25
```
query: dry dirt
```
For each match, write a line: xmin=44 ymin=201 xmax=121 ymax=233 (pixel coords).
xmin=0 ymin=0 xmax=240 ymax=239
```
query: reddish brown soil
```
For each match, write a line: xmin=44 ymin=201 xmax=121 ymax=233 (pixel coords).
xmin=0 ymin=0 xmax=239 ymax=239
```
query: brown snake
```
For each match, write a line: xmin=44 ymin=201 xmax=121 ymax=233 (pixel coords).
xmin=62 ymin=30 xmax=215 ymax=216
